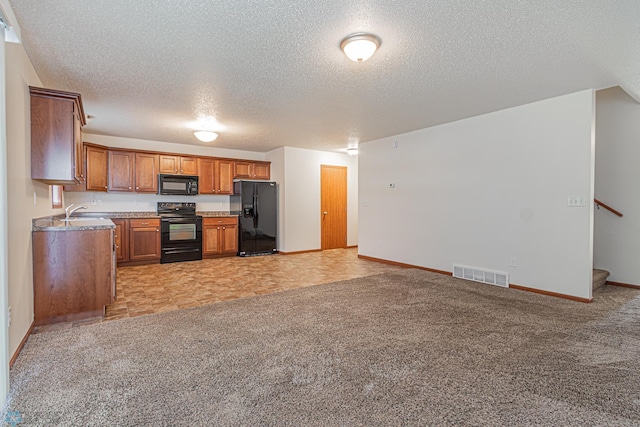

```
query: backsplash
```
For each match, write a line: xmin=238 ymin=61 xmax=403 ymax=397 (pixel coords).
xmin=64 ymin=191 xmax=230 ymax=212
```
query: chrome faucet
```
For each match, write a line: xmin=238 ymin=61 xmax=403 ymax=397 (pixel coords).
xmin=65 ymin=203 xmax=88 ymax=220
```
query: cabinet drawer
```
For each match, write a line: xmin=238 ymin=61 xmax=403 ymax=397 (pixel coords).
xmin=129 ymin=218 xmax=160 ymax=228
xmin=203 ymin=217 xmax=237 ymax=226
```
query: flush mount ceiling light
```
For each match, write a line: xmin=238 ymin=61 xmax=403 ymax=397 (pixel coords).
xmin=340 ymin=32 xmax=381 ymax=62
xmin=346 ymin=147 xmax=359 ymax=155
xmin=193 ymin=131 xmax=218 ymax=143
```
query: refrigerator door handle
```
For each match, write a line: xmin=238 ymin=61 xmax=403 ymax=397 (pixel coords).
xmin=253 ymin=189 xmax=259 ymax=229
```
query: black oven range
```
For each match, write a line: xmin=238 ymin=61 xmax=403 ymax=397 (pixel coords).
xmin=157 ymin=202 xmax=203 ymax=263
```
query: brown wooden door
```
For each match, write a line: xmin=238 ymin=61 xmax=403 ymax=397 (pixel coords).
xmin=233 ymin=161 xmax=252 ymax=178
xmin=85 ymin=145 xmax=108 ymax=192
xmin=321 ymin=165 xmax=347 ymax=250
xmin=217 ymin=160 xmax=234 ymax=194
xmin=112 ymin=219 xmax=129 ymax=262
xmin=253 ymin=162 xmax=270 ymax=180
xmin=180 ymin=156 xmax=199 ymax=175
xmin=108 ymin=151 xmax=134 ymax=191
xmin=129 ymin=219 xmax=161 ymax=260
xmin=198 ymin=158 xmax=216 ymax=194
xmin=203 ymin=224 xmax=221 ymax=255
xmin=135 ymin=153 xmax=159 ymax=193
xmin=159 ymin=155 xmax=179 ymax=174
xmin=222 ymin=224 xmax=238 ymax=254
xmin=73 ymin=105 xmax=84 ymax=182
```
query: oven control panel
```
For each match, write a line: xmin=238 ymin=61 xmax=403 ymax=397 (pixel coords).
xmin=157 ymin=202 xmax=197 ymax=215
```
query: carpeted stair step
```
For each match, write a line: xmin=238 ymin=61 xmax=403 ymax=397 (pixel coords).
xmin=593 ymin=269 xmax=610 ymax=290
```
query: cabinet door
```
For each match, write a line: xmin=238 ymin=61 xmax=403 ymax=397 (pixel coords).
xmin=63 ymin=144 xmax=87 ymax=192
xmin=203 ymin=225 xmax=221 ymax=255
xmin=180 ymin=157 xmax=198 ymax=175
xmin=112 ymin=219 xmax=129 ymax=262
xmin=159 ymin=155 xmax=179 ymax=174
xmin=198 ymin=158 xmax=216 ymax=194
xmin=108 ymin=151 xmax=134 ymax=192
xmin=30 ymin=94 xmax=76 ymax=184
xmin=85 ymin=145 xmax=108 ymax=192
xmin=252 ymin=162 xmax=270 ymax=180
xmin=73 ymin=105 xmax=84 ymax=182
xmin=222 ymin=224 xmax=238 ymax=254
xmin=129 ymin=219 xmax=161 ymax=261
xmin=217 ymin=160 xmax=234 ymax=194
xmin=135 ymin=153 xmax=159 ymax=193
xmin=233 ymin=161 xmax=252 ymax=179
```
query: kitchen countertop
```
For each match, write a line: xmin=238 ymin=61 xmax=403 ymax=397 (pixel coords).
xmin=33 ymin=211 xmax=237 ymax=231
xmin=33 ymin=216 xmax=115 ymax=232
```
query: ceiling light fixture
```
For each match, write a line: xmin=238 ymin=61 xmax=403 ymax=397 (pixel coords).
xmin=193 ymin=130 xmax=218 ymax=143
xmin=340 ymin=32 xmax=381 ymax=62
xmin=346 ymin=147 xmax=359 ymax=156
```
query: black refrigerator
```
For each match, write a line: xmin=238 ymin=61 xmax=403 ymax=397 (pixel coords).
xmin=230 ymin=180 xmax=278 ymax=256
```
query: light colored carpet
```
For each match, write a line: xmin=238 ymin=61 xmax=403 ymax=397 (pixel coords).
xmin=5 ymin=270 xmax=640 ymax=426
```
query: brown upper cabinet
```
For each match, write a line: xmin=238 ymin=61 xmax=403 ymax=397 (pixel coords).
xmin=159 ymin=155 xmax=198 ymax=175
xmin=30 ymin=86 xmax=86 ymax=185
xmin=108 ymin=150 xmax=135 ymax=192
xmin=108 ymin=151 xmax=158 ymax=193
xmin=198 ymin=158 xmax=234 ymax=195
xmin=135 ymin=153 xmax=159 ymax=193
xmin=234 ymin=161 xmax=270 ymax=180
xmin=85 ymin=145 xmax=109 ymax=191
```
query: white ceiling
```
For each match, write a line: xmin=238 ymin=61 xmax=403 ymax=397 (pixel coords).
xmin=7 ymin=1 xmax=640 ymax=153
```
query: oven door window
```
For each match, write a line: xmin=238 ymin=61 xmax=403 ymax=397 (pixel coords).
xmin=169 ymin=223 xmax=196 ymax=241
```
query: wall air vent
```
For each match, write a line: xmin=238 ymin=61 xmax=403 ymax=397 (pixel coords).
xmin=452 ymin=264 xmax=509 ymax=288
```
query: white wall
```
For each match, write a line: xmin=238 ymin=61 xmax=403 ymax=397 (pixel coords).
xmin=270 ymin=146 xmax=357 ymax=253
xmin=359 ymin=90 xmax=595 ymax=299
xmin=65 ymin=134 xmax=268 ymax=213
xmin=594 ymin=87 xmax=640 ymax=285
xmin=6 ymin=42 xmax=64 ymax=357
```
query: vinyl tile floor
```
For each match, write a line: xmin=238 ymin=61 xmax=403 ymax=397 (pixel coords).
xmin=33 ymin=248 xmax=404 ymax=333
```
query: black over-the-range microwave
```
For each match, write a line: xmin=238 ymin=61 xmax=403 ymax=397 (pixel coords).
xmin=158 ymin=174 xmax=199 ymax=196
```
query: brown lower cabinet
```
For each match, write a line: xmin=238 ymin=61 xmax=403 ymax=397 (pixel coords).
xmin=203 ymin=217 xmax=238 ymax=257
xmin=113 ymin=218 xmax=161 ymax=265
xmin=33 ymin=229 xmax=116 ymax=326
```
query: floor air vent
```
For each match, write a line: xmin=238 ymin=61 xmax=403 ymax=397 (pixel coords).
xmin=452 ymin=264 xmax=509 ymax=288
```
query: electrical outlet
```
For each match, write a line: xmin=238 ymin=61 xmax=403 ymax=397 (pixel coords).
xmin=510 ymin=257 xmax=517 ymax=267
xmin=97 ymin=199 xmax=102 ymax=205
xmin=8 ymin=306 xmax=11 ymax=327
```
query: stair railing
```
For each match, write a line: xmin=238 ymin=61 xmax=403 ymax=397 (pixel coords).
xmin=594 ymin=198 xmax=623 ymax=217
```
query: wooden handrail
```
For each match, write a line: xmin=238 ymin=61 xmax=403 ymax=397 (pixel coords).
xmin=594 ymin=198 xmax=623 ymax=217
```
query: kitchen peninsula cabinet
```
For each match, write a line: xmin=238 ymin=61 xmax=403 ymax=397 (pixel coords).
xmin=203 ymin=217 xmax=238 ymax=257
xmin=33 ymin=227 xmax=115 ymax=325
xmin=233 ymin=161 xmax=270 ymax=180
xmin=30 ymin=86 xmax=86 ymax=185
xmin=128 ymin=219 xmax=161 ymax=263
xmin=159 ymin=155 xmax=198 ymax=175
xmin=198 ymin=158 xmax=233 ymax=195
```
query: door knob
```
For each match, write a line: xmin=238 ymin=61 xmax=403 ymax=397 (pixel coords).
xmin=323 ymin=212 xmax=328 ymax=215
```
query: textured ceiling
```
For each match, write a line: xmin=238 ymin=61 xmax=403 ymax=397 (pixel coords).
xmin=8 ymin=0 xmax=640 ymax=153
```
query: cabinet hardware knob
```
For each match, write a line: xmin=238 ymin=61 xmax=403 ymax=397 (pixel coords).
xmin=128 ymin=186 xmax=132 ymax=190
xmin=223 ymin=227 xmax=225 ymax=229
xmin=136 ymin=187 xmax=139 ymax=190
xmin=104 ymin=186 xmax=107 ymax=189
